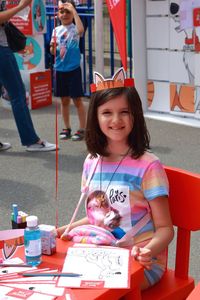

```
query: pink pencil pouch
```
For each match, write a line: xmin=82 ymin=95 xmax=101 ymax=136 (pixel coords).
xmin=66 ymin=224 xmax=117 ymax=246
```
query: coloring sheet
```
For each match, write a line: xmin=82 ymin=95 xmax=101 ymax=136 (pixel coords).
xmin=57 ymin=246 xmax=130 ymax=289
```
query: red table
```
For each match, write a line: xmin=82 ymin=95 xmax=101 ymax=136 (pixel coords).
xmin=42 ymin=239 xmax=144 ymax=300
xmin=186 ymin=283 xmax=200 ymax=300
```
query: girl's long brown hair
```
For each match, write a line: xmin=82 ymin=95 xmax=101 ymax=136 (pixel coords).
xmin=85 ymin=87 xmax=150 ymax=158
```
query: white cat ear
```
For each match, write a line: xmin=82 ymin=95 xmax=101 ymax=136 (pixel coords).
xmin=112 ymin=67 xmax=126 ymax=82
xmin=93 ymin=72 xmax=105 ymax=85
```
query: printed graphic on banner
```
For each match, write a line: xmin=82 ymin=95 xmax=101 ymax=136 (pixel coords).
xmin=6 ymin=0 xmax=46 ymax=35
xmin=107 ymin=0 xmax=120 ymax=10
xmin=15 ymin=37 xmax=42 ymax=71
xmin=170 ymin=84 xmax=195 ymax=113
xmin=0 ymin=229 xmax=24 ymax=260
xmin=146 ymin=0 xmax=200 ymax=119
xmin=193 ymin=7 xmax=200 ymax=27
xmin=33 ymin=0 xmax=46 ymax=33
xmin=6 ymin=0 xmax=33 ymax=35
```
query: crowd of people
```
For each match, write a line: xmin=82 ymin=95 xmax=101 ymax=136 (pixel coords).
xmin=0 ymin=0 xmax=174 ymax=291
xmin=0 ymin=0 xmax=86 ymax=152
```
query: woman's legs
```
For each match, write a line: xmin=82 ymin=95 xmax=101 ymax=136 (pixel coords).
xmin=0 ymin=46 xmax=39 ymax=146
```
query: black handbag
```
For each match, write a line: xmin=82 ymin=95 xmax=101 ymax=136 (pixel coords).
xmin=4 ymin=21 xmax=27 ymax=52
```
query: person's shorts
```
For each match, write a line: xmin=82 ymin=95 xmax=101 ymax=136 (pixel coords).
xmin=54 ymin=67 xmax=83 ymax=98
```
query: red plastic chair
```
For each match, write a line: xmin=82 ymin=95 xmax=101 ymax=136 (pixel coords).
xmin=142 ymin=166 xmax=200 ymax=300
xmin=186 ymin=282 xmax=200 ymax=300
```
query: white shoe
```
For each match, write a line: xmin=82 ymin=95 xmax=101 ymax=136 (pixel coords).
xmin=0 ymin=142 xmax=11 ymax=151
xmin=26 ymin=141 xmax=58 ymax=152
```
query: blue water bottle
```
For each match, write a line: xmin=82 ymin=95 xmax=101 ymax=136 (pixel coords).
xmin=24 ymin=216 xmax=42 ymax=266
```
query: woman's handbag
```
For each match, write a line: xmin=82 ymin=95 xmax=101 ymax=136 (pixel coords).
xmin=4 ymin=21 xmax=26 ymax=52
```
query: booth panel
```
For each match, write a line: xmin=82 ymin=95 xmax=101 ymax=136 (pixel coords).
xmin=146 ymin=0 xmax=169 ymax=16
xmin=147 ymin=49 xmax=169 ymax=81
xmin=146 ymin=17 xmax=169 ymax=49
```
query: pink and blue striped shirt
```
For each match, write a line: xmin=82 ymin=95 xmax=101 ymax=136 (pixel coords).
xmin=81 ymin=151 xmax=169 ymax=286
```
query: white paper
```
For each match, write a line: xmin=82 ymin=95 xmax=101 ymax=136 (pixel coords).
xmin=57 ymin=246 xmax=130 ymax=289
xmin=0 ymin=285 xmax=56 ymax=300
xmin=1 ymin=283 xmax=64 ymax=297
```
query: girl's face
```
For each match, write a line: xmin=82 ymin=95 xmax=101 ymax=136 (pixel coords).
xmin=58 ymin=5 xmax=74 ymax=26
xmin=97 ymin=94 xmax=133 ymax=145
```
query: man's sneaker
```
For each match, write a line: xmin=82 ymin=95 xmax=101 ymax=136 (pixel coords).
xmin=59 ymin=128 xmax=71 ymax=140
xmin=26 ymin=141 xmax=58 ymax=152
xmin=0 ymin=142 xmax=11 ymax=151
xmin=71 ymin=129 xmax=85 ymax=141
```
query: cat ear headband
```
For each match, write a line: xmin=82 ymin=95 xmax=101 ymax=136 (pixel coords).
xmin=90 ymin=67 xmax=134 ymax=93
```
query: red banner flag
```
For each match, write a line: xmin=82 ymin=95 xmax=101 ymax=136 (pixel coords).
xmin=106 ymin=0 xmax=127 ymax=71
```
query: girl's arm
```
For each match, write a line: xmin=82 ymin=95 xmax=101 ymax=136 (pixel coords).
xmin=73 ymin=9 xmax=84 ymax=35
xmin=0 ymin=0 xmax=32 ymax=24
xmin=49 ymin=29 xmax=57 ymax=55
xmin=49 ymin=42 xmax=57 ymax=55
xmin=57 ymin=216 xmax=89 ymax=240
xmin=49 ymin=45 xmax=54 ymax=55
xmin=132 ymin=196 xmax=174 ymax=268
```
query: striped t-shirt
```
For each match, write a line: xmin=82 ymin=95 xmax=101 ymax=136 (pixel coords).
xmin=81 ymin=151 xmax=169 ymax=286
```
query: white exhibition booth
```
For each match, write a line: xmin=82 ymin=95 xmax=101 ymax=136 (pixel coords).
xmin=131 ymin=0 xmax=200 ymax=128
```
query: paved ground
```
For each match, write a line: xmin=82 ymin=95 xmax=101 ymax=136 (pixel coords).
xmin=0 ymin=98 xmax=200 ymax=283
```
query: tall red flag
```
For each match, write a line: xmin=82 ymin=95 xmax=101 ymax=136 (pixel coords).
xmin=106 ymin=0 xmax=127 ymax=71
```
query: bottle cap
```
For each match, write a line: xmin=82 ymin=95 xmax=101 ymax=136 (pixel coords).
xmin=26 ymin=216 xmax=38 ymax=227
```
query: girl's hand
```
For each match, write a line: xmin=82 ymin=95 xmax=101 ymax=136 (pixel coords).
xmin=63 ymin=3 xmax=76 ymax=15
xmin=131 ymin=246 xmax=153 ymax=270
xmin=56 ymin=225 xmax=69 ymax=239
xmin=60 ymin=226 xmax=72 ymax=241
xmin=50 ymin=43 xmax=57 ymax=55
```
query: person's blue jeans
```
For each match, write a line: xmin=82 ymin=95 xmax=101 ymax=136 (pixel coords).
xmin=0 ymin=46 xmax=39 ymax=146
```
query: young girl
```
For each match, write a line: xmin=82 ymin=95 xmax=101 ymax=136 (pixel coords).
xmin=50 ymin=0 xmax=86 ymax=141
xmin=57 ymin=68 xmax=174 ymax=289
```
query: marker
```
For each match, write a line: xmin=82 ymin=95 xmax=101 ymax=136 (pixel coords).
xmin=17 ymin=215 xmax=22 ymax=224
xmin=21 ymin=272 xmax=82 ymax=277
xmin=0 ymin=263 xmax=33 ymax=268
xmin=18 ymin=211 xmax=28 ymax=223
xmin=12 ymin=204 xmax=18 ymax=223
xmin=11 ymin=212 xmax=14 ymax=222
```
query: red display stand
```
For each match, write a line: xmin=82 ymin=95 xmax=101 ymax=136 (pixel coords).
xmin=29 ymin=70 xmax=52 ymax=110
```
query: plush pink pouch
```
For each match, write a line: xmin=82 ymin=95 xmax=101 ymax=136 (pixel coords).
xmin=66 ymin=224 xmax=117 ymax=246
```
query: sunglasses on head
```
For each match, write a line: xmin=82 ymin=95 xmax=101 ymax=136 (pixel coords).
xmin=58 ymin=8 xmax=71 ymax=14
